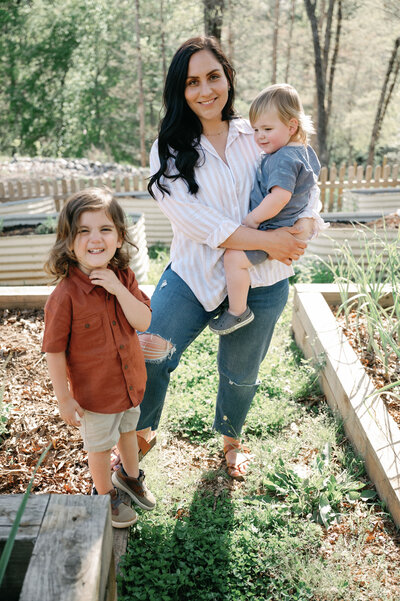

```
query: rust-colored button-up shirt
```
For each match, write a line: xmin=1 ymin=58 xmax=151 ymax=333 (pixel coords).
xmin=42 ymin=266 xmax=151 ymax=414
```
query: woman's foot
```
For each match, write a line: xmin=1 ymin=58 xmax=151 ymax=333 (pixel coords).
xmin=137 ymin=430 xmax=157 ymax=460
xmin=223 ymin=437 xmax=253 ymax=480
xmin=110 ymin=430 xmax=157 ymax=470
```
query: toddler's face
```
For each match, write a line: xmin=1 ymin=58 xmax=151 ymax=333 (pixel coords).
xmin=252 ymin=108 xmax=297 ymax=154
xmin=72 ymin=209 xmax=121 ymax=275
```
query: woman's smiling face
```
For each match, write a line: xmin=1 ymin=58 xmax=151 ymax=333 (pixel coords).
xmin=184 ymin=49 xmax=229 ymax=126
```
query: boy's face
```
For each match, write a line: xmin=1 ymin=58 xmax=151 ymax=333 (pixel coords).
xmin=252 ymin=108 xmax=298 ymax=154
xmin=72 ymin=209 xmax=121 ymax=275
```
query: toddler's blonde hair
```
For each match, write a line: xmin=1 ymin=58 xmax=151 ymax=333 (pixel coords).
xmin=249 ymin=83 xmax=314 ymax=144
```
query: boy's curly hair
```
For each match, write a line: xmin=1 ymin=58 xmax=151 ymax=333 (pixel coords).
xmin=44 ymin=187 xmax=136 ymax=281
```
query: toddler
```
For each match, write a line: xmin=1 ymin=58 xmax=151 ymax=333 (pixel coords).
xmin=42 ymin=187 xmax=155 ymax=528
xmin=210 ymin=83 xmax=323 ymax=335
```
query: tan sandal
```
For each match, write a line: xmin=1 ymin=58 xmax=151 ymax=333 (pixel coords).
xmin=223 ymin=443 xmax=253 ymax=481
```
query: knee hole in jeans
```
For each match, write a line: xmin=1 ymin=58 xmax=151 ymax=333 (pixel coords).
xmin=138 ymin=333 xmax=175 ymax=361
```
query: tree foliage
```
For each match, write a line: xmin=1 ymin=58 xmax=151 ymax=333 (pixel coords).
xmin=0 ymin=0 xmax=399 ymax=166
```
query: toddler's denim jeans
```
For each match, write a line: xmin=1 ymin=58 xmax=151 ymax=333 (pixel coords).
xmin=137 ymin=266 xmax=289 ymax=438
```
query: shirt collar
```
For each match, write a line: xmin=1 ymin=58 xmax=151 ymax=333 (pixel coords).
xmin=229 ymin=117 xmax=254 ymax=135
xmin=200 ymin=117 xmax=254 ymax=158
xmin=69 ymin=265 xmax=97 ymax=294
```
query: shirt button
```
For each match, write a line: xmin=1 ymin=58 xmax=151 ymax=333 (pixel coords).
xmin=124 ymin=365 xmax=129 ymax=370
xmin=85 ymin=323 xmax=90 ymax=328
xmin=112 ymin=320 xmax=116 ymax=326
xmin=129 ymin=385 xmax=133 ymax=390
xmin=120 ymin=344 xmax=124 ymax=350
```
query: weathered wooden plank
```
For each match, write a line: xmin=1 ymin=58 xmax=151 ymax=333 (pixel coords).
xmin=19 ymin=494 xmax=115 ymax=601
xmin=291 ymin=286 xmax=400 ymax=526
xmin=0 ymin=495 xmax=50 ymax=601
xmin=0 ymin=285 xmax=154 ymax=309
xmin=293 ymin=282 xmax=394 ymax=307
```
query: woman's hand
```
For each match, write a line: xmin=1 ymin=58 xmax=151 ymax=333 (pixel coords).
xmin=220 ymin=225 xmax=307 ymax=265
xmin=263 ymin=227 xmax=307 ymax=264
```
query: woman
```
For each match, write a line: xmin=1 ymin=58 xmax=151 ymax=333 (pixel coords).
xmin=136 ymin=36 xmax=318 ymax=479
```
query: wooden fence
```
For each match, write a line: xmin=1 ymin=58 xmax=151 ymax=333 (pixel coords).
xmin=1 ymin=161 xmax=399 ymax=245
xmin=319 ymin=162 xmax=400 ymax=212
xmin=1 ymin=161 xmax=399 ymax=210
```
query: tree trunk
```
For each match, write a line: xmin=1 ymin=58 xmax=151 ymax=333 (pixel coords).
xmin=203 ymin=0 xmax=224 ymax=42
xmin=367 ymin=36 xmax=400 ymax=166
xmin=285 ymin=0 xmax=296 ymax=81
xmin=322 ymin=0 xmax=335 ymax=76
xmin=160 ymin=0 xmax=167 ymax=82
xmin=326 ymin=0 xmax=342 ymax=126
xmin=304 ymin=0 xmax=329 ymax=165
xmin=227 ymin=0 xmax=234 ymax=60
xmin=134 ymin=0 xmax=147 ymax=167
xmin=271 ymin=0 xmax=280 ymax=84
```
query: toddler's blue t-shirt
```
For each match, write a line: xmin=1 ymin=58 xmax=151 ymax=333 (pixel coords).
xmin=249 ymin=145 xmax=320 ymax=230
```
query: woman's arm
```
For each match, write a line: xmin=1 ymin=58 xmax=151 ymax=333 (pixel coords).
xmin=220 ymin=225 xmax=307 ymax=265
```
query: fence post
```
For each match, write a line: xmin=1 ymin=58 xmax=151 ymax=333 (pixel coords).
xmin=337 ymin=164 xmax=346 ymax=210
xmin=319 ymin=166 xmax=327 ymax=211
xmin=365 ymin=165 xmax=372 ymax=188
xmin=328 ymin=164 xmax=337 ymax=211
xmin=7 ymin=182 xmax=15 ymax=200
xmin=16 ymin=181 xmax=23 ymax=199
xmin=373 ymin=165 xmax=381 ymax=188
xmin=392 ymin=164 xmax=399 ymax=187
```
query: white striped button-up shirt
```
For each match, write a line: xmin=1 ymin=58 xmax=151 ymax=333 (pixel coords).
xmin=150 ymin=118 xmax=319 ymax=311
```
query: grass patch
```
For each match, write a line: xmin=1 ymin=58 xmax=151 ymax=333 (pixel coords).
xmin=145 ymin=244 xmax=170 ymax=286
xmin=118 ymin=274 xmax=400 ymax=600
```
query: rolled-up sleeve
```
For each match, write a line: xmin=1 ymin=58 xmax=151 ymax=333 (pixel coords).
xmin=149 ymin=142 xmax=240 ymax=249
xmin=266 ymin=154 xmax=300 ymax=194
xmin=42 ymin=292 xmax=72 ymax=353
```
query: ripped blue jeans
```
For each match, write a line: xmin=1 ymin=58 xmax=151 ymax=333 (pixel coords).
xmin=137 ymin=265 xmax=289 ymax=437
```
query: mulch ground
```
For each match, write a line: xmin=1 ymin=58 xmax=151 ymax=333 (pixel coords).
xmin=334 ymin=309 xmax=400 ymax=426
xmin=0 ymin=308 xmax=91 ymax=495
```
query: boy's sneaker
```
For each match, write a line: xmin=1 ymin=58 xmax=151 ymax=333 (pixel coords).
xmin=209 ymin=306 xmax=254 ymax=335
xmin=112 ymin=467 xmax=156 ymax=511
xmin=109 ymin=487 xmax=138 ymax=528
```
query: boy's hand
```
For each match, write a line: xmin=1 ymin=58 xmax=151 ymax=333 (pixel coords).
xmin=89 ymin=268 xmax=122 ymax=295
xmin=58 ymin=397 xmax=84 ymax=427
xmin=243 ymin=212 xmax=260 ymax=230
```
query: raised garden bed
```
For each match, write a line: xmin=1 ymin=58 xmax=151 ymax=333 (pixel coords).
xmin=306 ymin=211 xmax=399 ymax=264
xmin=0 ymin=493 xmax=116 ymax=601
xmin=291 ymin=283 xmax=400 ymax=527
xmin=342 ymin=188 xmax=400 ymax=213
xmin=0 ymin=212 xmax=149 ymax=285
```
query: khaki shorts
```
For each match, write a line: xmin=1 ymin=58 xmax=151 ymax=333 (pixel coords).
xmin=79 ymin=406 xmax=140 ymax=453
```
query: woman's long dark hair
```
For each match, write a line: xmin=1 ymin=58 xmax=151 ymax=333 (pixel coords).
xmin=148 ymin=36 xmax=237 ymax=198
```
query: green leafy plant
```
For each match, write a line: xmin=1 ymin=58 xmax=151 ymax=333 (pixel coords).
xmin=326 ymin=224 xmax=399 ymax=390
xmin=34 ymin=216 xmax=57 ymax=235
xmin=262 ymin=445 xmax=375 ymax=527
